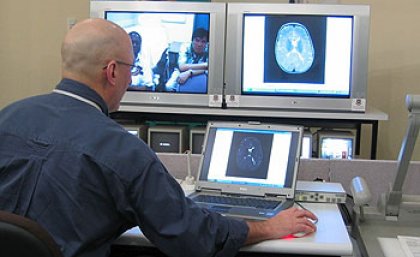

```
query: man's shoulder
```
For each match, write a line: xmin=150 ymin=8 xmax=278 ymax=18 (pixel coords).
xmin=83 ymin=121 xmax=158 ymax=168
xmin=0 ymin=94 xmax=55 ymax=126
xmin=3 ymin=93 xmax=52 ymax=108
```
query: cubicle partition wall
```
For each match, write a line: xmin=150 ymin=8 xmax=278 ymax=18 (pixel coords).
xmin=157 ymin=153 xmax=420 ymax=207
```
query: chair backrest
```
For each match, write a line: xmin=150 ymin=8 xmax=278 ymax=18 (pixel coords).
xmin=0 ymin=211 xmax=64 ymax=257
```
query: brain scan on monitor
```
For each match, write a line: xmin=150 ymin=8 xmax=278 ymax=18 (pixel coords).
xmin=262 ymin=15 xmax=326 ymax=85
xmin=226 ymin=132 xmax=273 ymax=179
xmin=236 ymin=136 xmax=264 ymax=171
xmin=275 ymin=22 xmax=314 ymax=74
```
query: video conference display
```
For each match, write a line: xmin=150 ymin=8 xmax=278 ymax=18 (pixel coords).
xmin=106 ymin=11 xmax=210 ymax=94
xmin=242 ymin=14 xmax=353 ymax=97
xmin=320 ymin=138 xmax=354 ymax=159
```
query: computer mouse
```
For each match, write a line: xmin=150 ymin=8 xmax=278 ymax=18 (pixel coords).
xmin=292 ymin=231 xmax=307 ymax=238
xmin=309 ymin=218 xmax=318 ymax=225
xmin=292 ymin=218 xmax=317 ymax=238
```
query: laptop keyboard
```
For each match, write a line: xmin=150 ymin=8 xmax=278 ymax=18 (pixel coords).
xmin=192 ymin=194 xmax=282 ymax=209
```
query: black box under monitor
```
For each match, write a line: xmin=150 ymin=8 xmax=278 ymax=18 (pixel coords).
xmin=190 ymin=127 xmax=206 ymax=154
xmin=148 ymin=126 xmax=187 ymax=153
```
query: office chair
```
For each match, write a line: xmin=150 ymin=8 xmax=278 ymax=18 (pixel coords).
xmin=0 ymin=210 xmax=63 ymax=257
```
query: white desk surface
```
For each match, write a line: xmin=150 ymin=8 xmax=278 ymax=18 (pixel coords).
xmin=377 ymin=238 xmax=406 ymax=257
xmin=114 ymin=202 xmax=353 ymax=256
xmin=356 ymin=218 xmax=420 ymax=257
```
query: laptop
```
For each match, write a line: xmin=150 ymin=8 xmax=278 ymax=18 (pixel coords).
xmin=189 ymin=121 xmax=304 ymax=220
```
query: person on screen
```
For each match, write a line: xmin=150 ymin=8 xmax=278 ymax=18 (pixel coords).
xmin=152 ymin=45 xmax=180 ymax=92
xmin=176 ymin=28 xmax=209 ymax=90
xmin=128 ymin=31 xmax=154 ymax=89
xmin=0 ymin=18 xmax=317 ymax=257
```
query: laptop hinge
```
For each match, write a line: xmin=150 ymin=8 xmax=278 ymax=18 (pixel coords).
xmin=265 ymin=194 xmax=287 ymax=200
xmin=197 ymin=187 xmax=222 ymax=194
xmin=220 ymin=192 xmax=263 ymax=198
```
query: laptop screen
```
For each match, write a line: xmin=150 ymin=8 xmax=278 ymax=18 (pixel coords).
xmin=197 ymin=122 xmax=302 ymax=197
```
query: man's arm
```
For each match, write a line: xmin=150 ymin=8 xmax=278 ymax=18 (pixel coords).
xmin=245 ymin=207 xmax=318 ymax=245
xmin=179 ymin=62 xmax=208 ymax=72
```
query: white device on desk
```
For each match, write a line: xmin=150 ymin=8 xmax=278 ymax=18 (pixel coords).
xmin=295 ymin=181 xmax=347 ymax=203
xmin=180 ymin=150 xmax=196 ymax=191
xmin=381 ymin=95 xmax=420 ymax=221
xmin=351 ymin=95 xmax=420 ymax=222
xmin=351 ymin=95 xmax=420 ymax=257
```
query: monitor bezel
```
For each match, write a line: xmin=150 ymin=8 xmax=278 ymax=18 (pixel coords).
xmin=90 ymin=1 xmax=226 ymax=108
xmin=224 ymin=3 xmax=370 ymax=112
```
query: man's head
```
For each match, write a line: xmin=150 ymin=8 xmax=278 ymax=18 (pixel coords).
xmin=191 ymin=28 xmax=208 ymax=55
xmin=129 ymin=31 xmax=142 ymax=58
xmin=61 ymin=18 xmax=134 ymax=112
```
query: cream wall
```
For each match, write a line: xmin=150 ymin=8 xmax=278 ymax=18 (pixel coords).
xmin=361 ymin=0 xmax=420 ymax=161
xmin=1 ymin=0 xmax=420 ymax=161
xmin=0 ymin=0 xmax=88 ymax=106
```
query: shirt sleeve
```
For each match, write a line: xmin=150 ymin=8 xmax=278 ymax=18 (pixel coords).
xmin=126 ymin=160 xmax=249 ymax=257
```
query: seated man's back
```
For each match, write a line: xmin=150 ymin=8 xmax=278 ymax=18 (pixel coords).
xmin=0 ymin=87 xmax=159 ymax=257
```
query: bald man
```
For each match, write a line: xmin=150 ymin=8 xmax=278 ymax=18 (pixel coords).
xmin=0 ymin=18 xmax=316 ymax=257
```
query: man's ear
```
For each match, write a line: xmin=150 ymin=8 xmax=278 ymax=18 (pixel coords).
xmin=104 ymin=61 xmax=117 ymax=86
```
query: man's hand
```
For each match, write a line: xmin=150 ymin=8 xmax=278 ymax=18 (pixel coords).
xmin=245 ymin=207 xmax=318 ymax=245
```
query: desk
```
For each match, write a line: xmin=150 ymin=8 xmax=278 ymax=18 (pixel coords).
xmin=354 ymin=219 xmax=419 ymax=257
xmin=112 ymin=106 xmax=388 ymax=159
xmin=377 ymin=238 xmax=406 ymax=257
xmin=113 ymin=203 xmax=353 ymax=257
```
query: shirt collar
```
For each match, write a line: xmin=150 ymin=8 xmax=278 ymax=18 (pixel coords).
xmin=55 ymin=78 xmax=109 ymax=116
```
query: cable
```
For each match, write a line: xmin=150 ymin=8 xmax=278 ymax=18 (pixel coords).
xmin=295 ymin=202 xmax=318 ymax=224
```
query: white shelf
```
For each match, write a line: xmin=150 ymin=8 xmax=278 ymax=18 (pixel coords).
xmin=119 ymin=104 xmax=388 ymax=121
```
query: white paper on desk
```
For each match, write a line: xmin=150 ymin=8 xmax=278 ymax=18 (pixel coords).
xmin=398 ymin=236 xmax=420 ymax=257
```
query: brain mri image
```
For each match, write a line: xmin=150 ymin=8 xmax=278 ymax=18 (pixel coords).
xmin=263 ymin=16 xmax=326 ymax=84
xmin=226 ymin=132 xmax=273 ymax=179
xmin=275 ymin=22 xmax=314 ymax=74
xmin=236 ymin=137 xmax=264 ymax=171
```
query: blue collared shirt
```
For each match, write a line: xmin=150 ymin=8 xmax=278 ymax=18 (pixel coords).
xmin=0 ymin=79 xmax=248 ymax=257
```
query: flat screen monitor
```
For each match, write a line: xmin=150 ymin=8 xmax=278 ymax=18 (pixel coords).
xmin=90 ymin=1 xmax=226 ymax=108
xmin=224 ymin=3 xmax=370 ymax=112
xmin=317 ymin=130 xmax=355 ymax=159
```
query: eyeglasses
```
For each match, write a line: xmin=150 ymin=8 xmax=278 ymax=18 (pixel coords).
xmin=103 ymin=60 xmax=142 ymax=75
xmin=116 ymin=60 xmax=143 ymax=75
